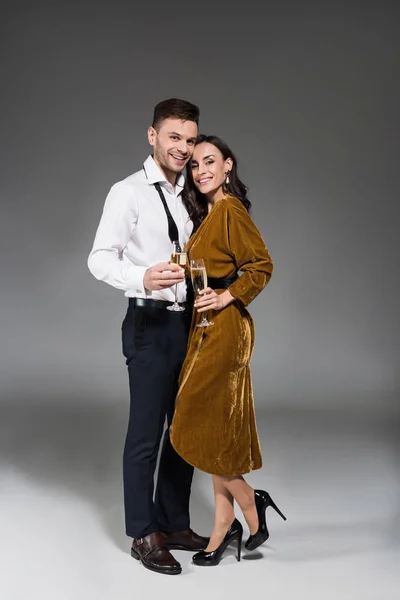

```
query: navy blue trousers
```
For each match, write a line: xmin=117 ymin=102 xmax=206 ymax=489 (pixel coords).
xmin=121 ymin=301 xmax=194 ymax=539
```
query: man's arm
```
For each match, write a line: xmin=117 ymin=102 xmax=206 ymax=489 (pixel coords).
xmin=88 ymin=182 xmax=185 ymax=293
xmin=87 ymin=182 xmax=148 ymax=294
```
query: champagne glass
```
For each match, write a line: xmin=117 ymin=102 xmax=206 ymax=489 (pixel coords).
xmin=167 ymin=241 xmax=187 ymax=312
xmin=190 ymin=258 xmax=214 ymax=327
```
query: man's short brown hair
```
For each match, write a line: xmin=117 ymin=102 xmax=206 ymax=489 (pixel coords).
xmin=152 ymin=98 xmax=200 ymax=131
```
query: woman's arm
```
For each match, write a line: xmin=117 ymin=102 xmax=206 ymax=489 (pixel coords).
xmin=195 ymin=198 xmax=273 ymax=312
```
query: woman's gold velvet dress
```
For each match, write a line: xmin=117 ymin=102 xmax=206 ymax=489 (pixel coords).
xmin=170 ymin=195 xmax=273 ymax=476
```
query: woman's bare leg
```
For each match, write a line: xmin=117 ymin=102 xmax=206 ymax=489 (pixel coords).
xmin=222 ymin=476 xmax=258 ymax=535
xmin=206 ymin=474 xmax=235 ymax=551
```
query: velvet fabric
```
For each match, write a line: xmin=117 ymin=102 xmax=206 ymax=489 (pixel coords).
xmin=170 ymin=195 xmax=273 ymax=476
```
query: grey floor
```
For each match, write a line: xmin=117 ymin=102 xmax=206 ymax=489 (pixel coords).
xmin=1 ymin=402 xmax=399 ymax=600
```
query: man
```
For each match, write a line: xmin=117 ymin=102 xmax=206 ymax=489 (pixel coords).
xmin=88 ymin=98 xmax=207 ymax=575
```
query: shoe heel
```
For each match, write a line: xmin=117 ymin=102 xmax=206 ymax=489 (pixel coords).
xmin=236 ymin=533 xmax=242 ymax=562
xmin=268 ymin=497 xmax=287 ymax=521
xmin=131 ymin=548 xmax=140 ymax=560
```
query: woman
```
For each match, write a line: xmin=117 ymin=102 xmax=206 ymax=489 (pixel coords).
xmin=170 ymin=135 xmax=286 ymax=566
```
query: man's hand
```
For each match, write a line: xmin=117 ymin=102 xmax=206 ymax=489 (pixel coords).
xmin=143 ymin=262 xmax=185 ymax=291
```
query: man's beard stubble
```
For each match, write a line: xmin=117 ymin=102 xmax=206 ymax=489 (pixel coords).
xmin=154 ymin=145 xmax=185 ymax=176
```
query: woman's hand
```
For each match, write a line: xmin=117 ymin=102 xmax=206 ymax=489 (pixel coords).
xmin=194 ymin=288 xmax=235 ymax=312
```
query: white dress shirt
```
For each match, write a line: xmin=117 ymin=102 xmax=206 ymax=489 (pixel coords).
xmin=88 ymin=155 xmax=193 ymax=301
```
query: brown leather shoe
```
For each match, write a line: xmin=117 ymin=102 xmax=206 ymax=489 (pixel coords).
xmin=131 ymin=532 xmax=182 ymax=575
xmin=164 ymin=528 xmax=209 ymax=551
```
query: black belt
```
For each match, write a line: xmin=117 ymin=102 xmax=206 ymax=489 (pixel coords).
xmin=129 ymin=298 xmax=189 ymax=310
xmin=130 ymin=275 xmax=238 ymax=310
xmin=185 ymin=274 xmax=238 ymax=304
xmin=207 ymin=275 xmax=238 ymax=289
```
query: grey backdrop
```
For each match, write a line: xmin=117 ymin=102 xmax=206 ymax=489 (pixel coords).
xmin=1 ymin=1 xmax=399 ymax=411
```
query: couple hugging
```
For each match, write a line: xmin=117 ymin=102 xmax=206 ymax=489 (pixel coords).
xmin=88 ymin=98 xmax=285 ymax=575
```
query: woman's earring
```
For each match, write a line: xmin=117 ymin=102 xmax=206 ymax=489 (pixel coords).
xmin=225 ymin=172 xmax=230 ymax=185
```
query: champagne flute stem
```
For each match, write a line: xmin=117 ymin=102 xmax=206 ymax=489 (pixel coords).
xmin=199 ymin=310 xmax=208 ymax=326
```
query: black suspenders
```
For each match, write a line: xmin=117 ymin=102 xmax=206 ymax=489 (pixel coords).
xmin=143 ymin=165 xmax=179 ymax=244
xmin=154 ymin=182 xmax=180 ymax=245
xmin=142 ymin=163 xmax=181 ymax=246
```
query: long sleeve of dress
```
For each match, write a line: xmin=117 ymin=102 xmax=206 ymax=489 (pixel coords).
xmin=225 ymin=198 xmax=273 ymax=307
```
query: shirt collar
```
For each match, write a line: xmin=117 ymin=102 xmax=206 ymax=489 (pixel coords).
xmin=143 ymin=155 xmax=185 ymax=194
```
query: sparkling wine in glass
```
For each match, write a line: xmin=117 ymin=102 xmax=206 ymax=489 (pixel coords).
xmin=167 ymin=241 xmax=187 ymax=312
xmin=190 ymin=258 xmax=214 ymax=327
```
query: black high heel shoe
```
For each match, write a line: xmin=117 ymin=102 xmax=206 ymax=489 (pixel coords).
xmin=192 ymin=518 xmax=243 ymax=566
xmin=245 ymin=490 xmax=287 ymax=551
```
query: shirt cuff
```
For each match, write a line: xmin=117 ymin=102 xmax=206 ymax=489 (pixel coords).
xmin=125 ymin=265 xmax=152 ymax=297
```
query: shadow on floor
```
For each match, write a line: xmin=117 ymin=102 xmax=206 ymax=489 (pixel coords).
xmin=1 ymin=400 xmax=399 ymax=560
